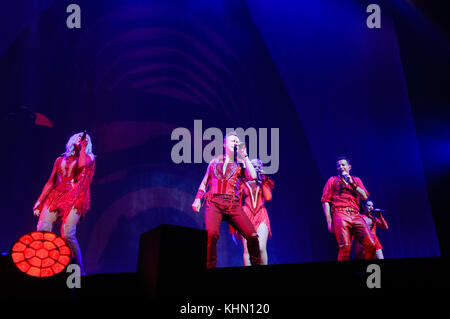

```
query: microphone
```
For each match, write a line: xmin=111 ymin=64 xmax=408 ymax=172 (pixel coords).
xmin=340 ymin=171 xmax=350 ymax=183
xmin=81 ymin=130 xmax=87 ymax=141
xmin=234 ymin=142 xmax=245 ymax=163
xmin=373 ymin=209 xmax=386 ymax=213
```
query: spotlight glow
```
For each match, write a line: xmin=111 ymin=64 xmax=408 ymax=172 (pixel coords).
xmin=11 ymin=231 xmax=71 ymax=277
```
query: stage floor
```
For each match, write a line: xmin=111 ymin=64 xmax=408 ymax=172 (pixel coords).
xmin=1 ymin=256 xmax=448 ymax=301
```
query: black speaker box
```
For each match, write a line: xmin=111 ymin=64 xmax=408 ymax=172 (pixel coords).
xmin=137 ymin=224 xmax=207 ymax=297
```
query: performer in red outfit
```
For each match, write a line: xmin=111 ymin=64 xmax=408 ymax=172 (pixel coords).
xmin=321 ymin=157 xmax=376 ymax=261
xmin=33 ymin=132 xmax=95 ymax=274
xmin=192 ymin=131 xmax=261 ymax=268
xmin=239 ymin=159 xmax=274 ymax=266
xmin=354 ymin=200 xmax=389 ymax=259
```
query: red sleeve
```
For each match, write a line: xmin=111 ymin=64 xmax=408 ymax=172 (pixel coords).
xmin=73 ymin=160 xmax=95 ymax=215
xmin=321 ymin=177 xmax=335 ymax=203
xmin=355 ymin=177 xmax=369 ymax=198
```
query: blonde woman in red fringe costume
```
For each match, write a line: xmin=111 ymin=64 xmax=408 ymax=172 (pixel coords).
xmin=33 ymin=132 xmax=95 ymax=274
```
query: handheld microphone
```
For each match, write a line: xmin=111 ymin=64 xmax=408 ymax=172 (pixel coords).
xmin=373 ymin=209 xmax=386 ymax=213
xmin=81 ymin=130 xmax=87 ymax=141
xmin=234 ymin=142 xmax=246 ymax=162
xmin=340 ymin=171 xmax=350 ymax=183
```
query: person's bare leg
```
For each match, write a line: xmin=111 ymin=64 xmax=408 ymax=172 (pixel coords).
xmin=257 ymin=223 xmax=269 ymax=265
xmin=242 ymin=223 xmax=269 ymax=266
xmin=376 ymin=249 xmax=384 ymax=259
xmin=36 ymin=206 xmax=57 ymax=232
xmin=241 ymin=237 xmax=251 ymax=266
xmin=61 ymin=207 xmax=84 ymax=274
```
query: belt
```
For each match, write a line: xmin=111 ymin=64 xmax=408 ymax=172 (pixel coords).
xmin=333 ymin=207 xmax=359 ymax=214
xmin=209 ymin=194 xmax=240 ymax=202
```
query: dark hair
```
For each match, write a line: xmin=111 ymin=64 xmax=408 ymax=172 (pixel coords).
xmin=359 ymin=199 xmax=373 ymax=213
xmin=336 ymin=156 xmax=351 ymax=165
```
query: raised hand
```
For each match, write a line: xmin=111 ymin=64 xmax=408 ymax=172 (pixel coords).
xmin=33 ymin=201 xmax=41 ymax=216
xmin=327 ymin=221 xmax=334 ymax=234
xmin=192 ymin=198 xmax=201 ymax=213
xmin=237 ymin=143 xmax=248 ymax=160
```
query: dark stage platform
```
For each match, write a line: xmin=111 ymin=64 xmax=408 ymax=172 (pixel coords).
xmin=0 ymin=256 xmax=448 ymax=318
xmin=1 ymin=225 xmax=448 ymax=304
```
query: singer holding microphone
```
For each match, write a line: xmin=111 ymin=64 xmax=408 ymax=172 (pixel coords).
xmin=321 ymin=156 xmax=376 ymax=260
xmin=33 ymin=131 xmax=95 ymax=274
xmin=354 ymin=200 xmax=389 ymax=259
xmin=192 ymin=131 xmax=261 ymax=268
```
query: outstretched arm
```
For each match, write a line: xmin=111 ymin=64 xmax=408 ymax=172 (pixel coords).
xmin=374 ymin=213 xmax=389 ymax=230
xmin=322 ymin=202 xmax=333 ymax=234
xmin=192 ymin=162 xmax=212 ymax=212
xmin=34 ymin=157 xmax=60 ymax=215
xmin=321 ymin=177 xmax=334 ymax=234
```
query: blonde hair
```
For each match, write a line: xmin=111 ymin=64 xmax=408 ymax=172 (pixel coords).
xmin=250 ymin=158 xmax=263 ymax=168
xmin=223 ymin=131 xmax=239 ymax=144
xmin=63 ymin=132 xmax=95 ymax=159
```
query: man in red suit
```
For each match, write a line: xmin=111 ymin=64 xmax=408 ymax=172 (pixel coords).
xmin=321 ymin=157 xmax=376 ymax=260
xmin=192 ymin=131 xmax=261 ymax=268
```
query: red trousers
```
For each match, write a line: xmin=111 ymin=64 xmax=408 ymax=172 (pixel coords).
xmin=332 ymin=210 xmax=376 ymax=260
xmin=205 ymin=196 xmax=261 ymax=268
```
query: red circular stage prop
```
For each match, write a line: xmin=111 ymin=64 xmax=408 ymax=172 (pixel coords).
xmin=11 ymin=231 xmax=72 ymax=277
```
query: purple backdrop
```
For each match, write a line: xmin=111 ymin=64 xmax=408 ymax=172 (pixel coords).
xmin=0 ymin=0 xmax=440 ymax=273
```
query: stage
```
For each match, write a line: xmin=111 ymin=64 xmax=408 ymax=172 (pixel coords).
xmin=1 ymin=0 xmax=449 ymax=311
xmin=1 ymin=225 xmax=448 ymax=301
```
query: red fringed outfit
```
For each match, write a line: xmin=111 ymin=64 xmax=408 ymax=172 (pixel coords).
xmin=354 ymin=214 xmax=383 ymax=259
xmin=36 ymin=155 xmax=95 ymax=221
xmin=240 ymin=176 xmax=274 ymax=237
